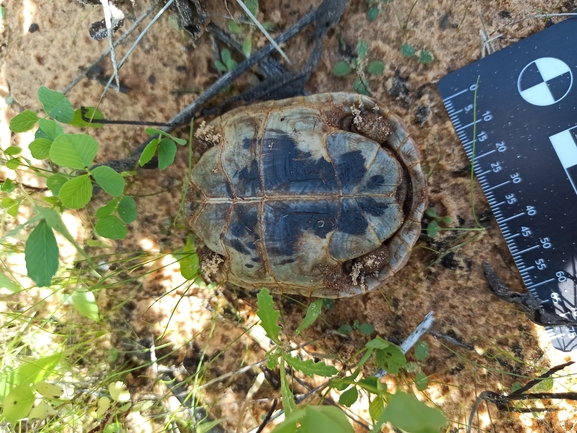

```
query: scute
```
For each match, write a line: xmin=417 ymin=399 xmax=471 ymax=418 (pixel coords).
xmin=187 ymin=92 xmax=427 ymax=297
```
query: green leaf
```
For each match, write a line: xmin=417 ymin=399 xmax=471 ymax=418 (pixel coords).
xmin=242 ymin=34 xmax=252 ymax=58
xmin=415 ymin=371 xmax=429 ymax=391
xmin=1 ymin=197 xmax=17 ymax=208
xmin=356 ymin=40 xmax=369 ymax=59
xmin=279 ymin=358 xmax=296 ymax=416
xmin=262 ymin=21 xmax=276 ymax=31
xmin=9 ymin=110 xmax=38 ymax=132
xmin=367 ymin=61 xmax=385 ymax=76
xmin=25 ymin=220 xmax=58 ymax=287
xmin=425 ymin=208 xmax=438 ymax=218
xmin=37 ymin=86 xmax=74 ymax=123
xmin=35 ymin=381 xmax=63 ymax=399
xmin=2 ymin=384 xmax=35 ymax=423
xmin=400 ymin=43 xmax=416 ymax=57
xmin=7 ymin=204 xmax=19 ymax=218
xmin=415 ymin=341 xmax=429 ymax=361
xmin=338 ymin=386 xmax=358 ymax=407
xmin=301 ymin=406 xmax=354 ymax=433
xmin=367 ymin=6 xmax=379 ymax=21
xmin=95 ymin=215 xmax=128 ymax=240
xmin=139 ymin=138 xmax=160 ymax=166
xmin=357 ymin=323 xmax=375 ymax=334
xmin=296 ymin=299 xmax=324 ymax=334
xmin=353 ymin=77 xmax=370 ymax=96
xmin=29 ymin=138 xmax=53 ymax=160
xmin=222 ymin=48 xmax=232 ymax=65
xmin=357 ymin=377 xmax=380 ymax=394
xmin=49 ymin=134 xmax=99 ymax=169
xmin=215 ymin=59 xmax=228 ymax=72
xmin=180 ymin=236 xmax=199 ymax=280
xmin=15 ymin=354 xmax=62 ymax=386
xmin=91 ymin=166 xmax=125 ymax=197
xmin=71 ymin=289 xmax=99 ymax=321
xmin=533 ymin=376 xmax=554 ymax=392
xmin=227 ymin=19 xmax=242 ymax=34
xmin=375 ymin=346 xmax=406 ymax=374
xmin=366 ymin=336 xmax=390 ymax=350
xmin=333 ymin=61 xmax=352 ymax=77
xmin=1 ymin=178 xmax=15 ymax=192
xmin=245 ymin=0 xmax=258 ymax=17
xmin=0 ymin=272 xmax=21 ymax=293
xmin=377 ymin=392 xmax=446 ymax=433
xmin=283 ymin=354 xmax=338 ymax=377
xmin=158 ymin=138 xmax=177 ymax=170
xmin=70 ymin=107 xmax=104 ymax=128
xmin=58 ymin=175 xmax=92 ymax=209
xmin=118 ymin=196 xmax=137 ymax=223
xmin=6 ymin=158 xmax=20 ymax=170
xmin=4 ymin=146 xmax=22 ymax=156
xmin=368 ymin=395 xmax=383 ymax=421
xmin=96 ymin=198 xmax=120 ymax=218
xmin=418 ymin=49 xmax=434 ymax=64
xmin=256 ymin=288 xmax=281 ymax=344
xmin=29 ymin=400 xmax=56 ymax=420
xmin=426 ymin=220 xmax=440 ymax=237
xmin=38 ymin=119 xmax=64 ymax=140
xmin=338 ymin=324 xmax=353 ymax=334
xmin=144 ymin=128 xmax=187 ymax=145
xmin=46 ymin=174 xmax=68 ymax=196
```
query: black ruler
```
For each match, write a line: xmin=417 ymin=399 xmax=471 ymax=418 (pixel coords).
xmin=438 ymin=18 xmax=577 ymax=352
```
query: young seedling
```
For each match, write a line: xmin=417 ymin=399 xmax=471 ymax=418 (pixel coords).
xmin=332 ymin=40 xmax=385 ymax=95
xmin=425 ymin=208 xmax=453 ymax=238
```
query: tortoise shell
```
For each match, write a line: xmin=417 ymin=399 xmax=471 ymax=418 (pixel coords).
xmin=186 ymin=92 xmax=427 ymax=297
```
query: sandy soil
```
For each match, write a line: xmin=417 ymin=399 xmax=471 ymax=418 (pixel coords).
xmin=2 ymin=0 xmax=577 ymax=432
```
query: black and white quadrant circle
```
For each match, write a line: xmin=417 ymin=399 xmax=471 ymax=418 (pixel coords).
xmin=518 ymin=57 xmax=572 ymax=106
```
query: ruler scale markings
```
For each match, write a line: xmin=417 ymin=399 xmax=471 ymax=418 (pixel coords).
xmin=527 ymin=278 xmax=556 ymax=289
xmin=476 ymin=149 xmax=497 ymax=159
xmin=455 ymin=119 xmax=483 ymax=132
xmin=513 ymin=245 xmax=540 ymax=256
xmin=501 ymin=212 xmax=525 ymax=223
xmin=486 ymin=181 xmax=510 ymax=191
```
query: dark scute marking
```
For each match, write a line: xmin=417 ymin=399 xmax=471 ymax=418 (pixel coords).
xmin=251 ymin=257 xmax=261 ymax=262
xmin=242 ymin=137 xmax=255 ymax=149
xmin=235 ymin=159 xmax=261 ymax=196
xmin=357 ymin=197 xmax=389 ymax=217
xmin=264 ymin=201 xmax=337 ymax=256
xmin=262 ymin=130 xmax=337 ymax=194
xmin=229 ymin=204 xmax=259 ymax=239
xmin=225 ymin=181 xmax=234 ymax=198
xmin=229 ymin=239 xmax=250 ymax=254
xmin=365 ymin=175 xmax=385 ymax=190
xmin=337 ymin=199 xmax=368 ymax=235
xmin=277 ymin=258 xmax=296 ymax=265
xmin=335 ymin=150 xmax=367 ymax=191
xmin=245 ymin=263 xmax=254 ymax=268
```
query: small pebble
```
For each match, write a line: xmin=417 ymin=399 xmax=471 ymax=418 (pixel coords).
xmin=28 ymin=23 xmax=39 ymax=33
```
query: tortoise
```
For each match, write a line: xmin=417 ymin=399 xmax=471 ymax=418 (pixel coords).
xmin=186 ymin=92 xmax=427 ymax=298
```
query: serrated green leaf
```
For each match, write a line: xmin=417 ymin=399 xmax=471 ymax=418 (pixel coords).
xmin=38 ymin=119 xmax=64 ymax=140
xmin=29 ymin=138 xmax=53 ymax=160
xmin=400 ymin=43 xmax=416 ymax=57
xmin=256 ymin=288 xmax=281 ymax=344
xmin=296 ymin=299 xmax=323 ymax=334
xmin=367 ymin=6 xmax=379 ymax=21
xmin=242 ymin=34 xmax=252 ymax=58
xmin=369 ymin=395 xmax=383 ymax=421
xmin=283 ymin=354 xmax=338 ymax=377
xmin=91 ymin=166 xmax=125 ymax=197
xmin=338 ymin=386 xmax=358 ymax=407
xmin=118 ymin=196 xmax=137 ymax=223
xmin=1 ymin=178 xmax=15 ymax=192
xmin=0 ymin=272 xmax=21 ymax=293
xmin=418 ymin=49 xmax=434 ymax=64
xmin=356 ymin=40 xmax=369 ymax=59
xmin=367 ymin=61 xmax=385 ymax=76
xmin=71 ymin=289 xmax=99 ymax=321
xmin=180 ymin=236 xmax=199 ymax=280
xmin=35 ymin=381 xmax=63 ymax=399
xmin=279 ymin=359 xmax=296 ymax=417
xmin=70 ymin=107 xmax=104 ymax=128
xmin=4 ymin=146 xmax=22 ymax=156
xmin=158 ymin=138 xmax=177 ymax=170
xmin=139 ymin=138 xmax=160 ymax=166
xmin=415 ymin=341 xmax=429 ymax=361
xmin=29 ymin=400 xmax=56 ymax=420
xmin=6 ymin=158 xmax=20 ymax=170
xmin=333 ymin=61 xmax=352 ymax=77
xmin=95 ymin=215 xmax=128 ymax=240
xmin=245 ymin=0 xmax=258 ymax=16
xmin=46 ymin=174 xmax=68 ymax=196
xmin=2 ymin=384 xmax=35 ymax=423
xmin=25 ymin=220 xmax=58 ymax=287
xmin=9 ymin=110 xmax=38 ymax=132
xmin=58 ymin=175 xmax=92 ymax=209
xmin=37 ymin=86 xmax=74 ymax=123
xmin=227 ymin=20 xmax=242 ymax=34
xmin=415 ymin=371 xmax=429 ymax=391
xmin=377 ymin=392 xmax=446 ymax=433
xmin=49 ymin=134 xmax=99 ymax=169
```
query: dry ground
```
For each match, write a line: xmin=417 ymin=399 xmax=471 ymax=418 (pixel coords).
xmin=1 ymin=0 xmax=577 ymax=432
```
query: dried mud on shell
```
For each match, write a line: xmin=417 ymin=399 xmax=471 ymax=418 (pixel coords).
xmin=1 ymin=0 xmax=577 ymax=432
